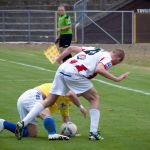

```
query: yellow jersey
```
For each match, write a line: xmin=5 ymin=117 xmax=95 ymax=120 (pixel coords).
xmin=37 ymin=83 xmax=72 ymax=117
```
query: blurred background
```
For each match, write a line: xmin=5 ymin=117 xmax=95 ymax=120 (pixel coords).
xmin=0 ymin=0 xmax=149 ymax=44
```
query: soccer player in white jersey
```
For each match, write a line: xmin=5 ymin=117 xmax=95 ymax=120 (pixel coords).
xmin=0 ymin=83 xmax=86 ymax=140
xmin=16 ymin=46 xmax=129 ymax=140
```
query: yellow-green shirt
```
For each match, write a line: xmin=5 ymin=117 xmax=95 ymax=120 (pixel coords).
xmin=58 ymin=13 xmax=72 ymax=35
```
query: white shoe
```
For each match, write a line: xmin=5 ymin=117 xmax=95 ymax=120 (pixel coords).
xmin=48 ymin=134 xmax=70 ymax=140
xmin=0 ymin=119 xmax=5 ymax=132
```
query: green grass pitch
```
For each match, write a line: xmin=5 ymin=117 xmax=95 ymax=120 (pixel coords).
xmin=0 ymin=44 xmax=150 ymax=150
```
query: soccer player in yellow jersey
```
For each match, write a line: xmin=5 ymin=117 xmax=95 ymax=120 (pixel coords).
xmin=0 ymin=83 xmax=86 ymax=140
xmin=36 ymin=83 xmax=73 ymax=123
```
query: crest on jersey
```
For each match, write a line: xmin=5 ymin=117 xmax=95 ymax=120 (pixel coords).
xmin=77 ymin=54 xmax=86 ymax=60
xmin=105 ymin=62 xmax=112 ymax=69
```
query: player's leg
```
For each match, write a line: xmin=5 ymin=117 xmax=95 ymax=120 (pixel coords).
xmin=62 ymin=73 xmax=103 ymax=140
xmin=40 ymin=108 xmax=69 ymax=140
xmin=15 ymin=90 xmax=41 ymax=139
xmin=15 ymin=93 xmax=59 ymax=140
xmin=16 ymin=75 xmax=69 ymax=140
xmin=81 ymin=87 xmax=104 ymax=140
xmin=0 ymin=119 xmax=30 ymax=137
xmin=59 ymin=34 xmax=72 ymax=62
xmin=56 ymin=46 xmax=82 ymax=64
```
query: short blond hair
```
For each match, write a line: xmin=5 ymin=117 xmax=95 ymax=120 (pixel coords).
xmin=113 ymin=49 xmax=125 ymax=62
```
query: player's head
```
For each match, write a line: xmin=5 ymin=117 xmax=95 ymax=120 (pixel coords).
xmin=111 ymin=49 xmax=125 ymax=65
xmin=58 ymin=5 xmax=65 ymax=15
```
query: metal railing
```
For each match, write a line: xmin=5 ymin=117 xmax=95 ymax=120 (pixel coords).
xmin=0 ymin=10 xmax=134 ymax=44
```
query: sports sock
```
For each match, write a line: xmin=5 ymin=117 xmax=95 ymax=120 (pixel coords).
xmin=4 ymin=121 xmax=16 ymax=133
xmin=89 ymin=109 xmax=100 ymax=133
xmin=4 ymin=121 xmax=28 ymax=137
xmin=23 ymin=102 xmax=44 ymax=126
xmin=43 ymin=116 xmax=56 ymax=135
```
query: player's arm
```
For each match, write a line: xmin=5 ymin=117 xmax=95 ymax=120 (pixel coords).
xmin=96 ymin=63 xmax=129 ymax=82
xmin=55 ymin=33 xmax=60 ymax=44
xmin=58 ymin=25 xmax=71 ymax=31
xmin=56 ymin=46 xmax=82 ymax=64
xmin=66 ymin=91 xmax=87 ymax=118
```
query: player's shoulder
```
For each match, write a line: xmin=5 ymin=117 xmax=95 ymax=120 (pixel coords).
xmin=65 ymin=14 xmax=70 ymax=19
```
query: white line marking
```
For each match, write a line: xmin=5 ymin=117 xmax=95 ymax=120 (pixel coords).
xmin=93 ymin=79 xmax=150 ymax=96
xmin=0 ymin=58 xmax=55 ymax=73
xmin=0 ymin=79 xmax=53 ymax=82
xmin=0 ymin=58 xmax=150 ymax=96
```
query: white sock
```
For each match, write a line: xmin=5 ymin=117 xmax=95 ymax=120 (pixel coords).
xmin=23 ymin=102 xmax=44 ymax=126
xmin=89 ymin=109 xmax=100 ymax=133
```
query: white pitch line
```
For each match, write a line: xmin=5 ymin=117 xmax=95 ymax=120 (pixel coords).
xmin=93 ymin=79 xmax=150 ymax=96
xmin=0 ymin=58 xmax=150 ymax=96
xmin=0 ymin=58 xmax=55 ymax=73
xmin=0 ymin=79 xmax=53 ymax=82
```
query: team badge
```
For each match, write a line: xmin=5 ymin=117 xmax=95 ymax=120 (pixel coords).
xmin=106 ymin=62 xmax=112 ymax=69
xmin=77 ymin=54 xmax=86 ymax=60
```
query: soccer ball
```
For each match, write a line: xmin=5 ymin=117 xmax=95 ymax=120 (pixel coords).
xmin=60 ymin=122 xmax=77 ymax=137
xmin=0 ymin=119 xmax=5 ymax=132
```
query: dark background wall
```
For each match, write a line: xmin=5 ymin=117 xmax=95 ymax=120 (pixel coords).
xmin=83 ymin=0 xmax=150 ymax=44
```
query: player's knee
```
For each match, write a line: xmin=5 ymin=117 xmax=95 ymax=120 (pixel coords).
xmin=27 ymin=124 xmax=38 ymax=137
xmin=89 ymin=94 xmax=100 ymax=109
xmin=28 ymin=132 xmax=37 ymax=137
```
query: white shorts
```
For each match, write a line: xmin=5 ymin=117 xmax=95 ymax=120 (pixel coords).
xmin=17 ymin=89 xmax=43 ymax=125
xmin=50 ymin=63 xmax=93 ymax=96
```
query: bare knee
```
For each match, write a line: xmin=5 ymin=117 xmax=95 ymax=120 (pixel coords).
xmin=27 ymin=124 xmax=37 ymax=137
xmin=89 ymin=95 xmax=99 ymax=109
xmin=81 ymin=88 xmax=100 ymax=109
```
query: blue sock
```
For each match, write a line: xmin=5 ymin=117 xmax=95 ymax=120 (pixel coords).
xmin=4 ymin=121 xmax=16 ymax=133
xmin=43 ymin=116 xmax=56 ymax=135
xmin=4 ymin=121 xmax=28 ymax=137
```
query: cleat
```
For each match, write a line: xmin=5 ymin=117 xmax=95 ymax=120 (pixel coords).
xmin=0 ymin=119 xmax=5 ymax=132
xmin=89 ymin=131 xmax=104 ymax=140
xmin=15 ymin=121 xmax=24 ymax=140
xmin=48 ymin=134 xmax=70 ymax=140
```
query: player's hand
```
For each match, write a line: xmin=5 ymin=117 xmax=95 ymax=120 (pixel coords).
xmin=117 ymin=72 xmax=130 ymax=81
xmin=55 ymin=56 xmax=62 ymax=64
xmin=79 ymin=105 xmax=87 ymax=118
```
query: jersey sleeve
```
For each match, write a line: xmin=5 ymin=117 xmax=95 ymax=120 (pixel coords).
xmin=99 ymin=57 xmax=112 ymax=70
xmin=65 ymin=15 xmax=72 ymax=25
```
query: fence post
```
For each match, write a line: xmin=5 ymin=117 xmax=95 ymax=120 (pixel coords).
xmin=133 ymin=11 xmax=136 ymax=45
xmin=121 ymin=11 xmax=124 ymax=44
xmin=55 ymin=11 xmax=57 ymax=42
xmin=28 ymin=10 xmax=31 ymax=42
xmin=2 ymin=11 xmax=5 ymax=42
xmin=81 ymin=11 xmax=84 ymax=44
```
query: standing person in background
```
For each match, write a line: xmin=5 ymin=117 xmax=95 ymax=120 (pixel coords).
xmin=55 ymin=4 xmax=73 ymax=62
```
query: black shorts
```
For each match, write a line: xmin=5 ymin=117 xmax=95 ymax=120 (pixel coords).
xmin=59 ymin=34 xmax=72 ymax=48
xmin=59 ymin=34 xmax=72 ymax=62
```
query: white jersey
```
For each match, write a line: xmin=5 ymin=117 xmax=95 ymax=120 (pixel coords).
xmin=66 ymin=47 xmax=112 ymax=79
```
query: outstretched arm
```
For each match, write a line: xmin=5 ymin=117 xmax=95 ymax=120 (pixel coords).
xmin=96 ymin=63 xmax=129 ymax=82
xmin=56 ymin=46 xmax=82 ymax=64
xmin=66 ymin=91 xmax=87 ymax=118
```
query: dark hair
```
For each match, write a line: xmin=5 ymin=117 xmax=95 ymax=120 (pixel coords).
xmin=113 ymin=49 xmax=125 ymax=62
